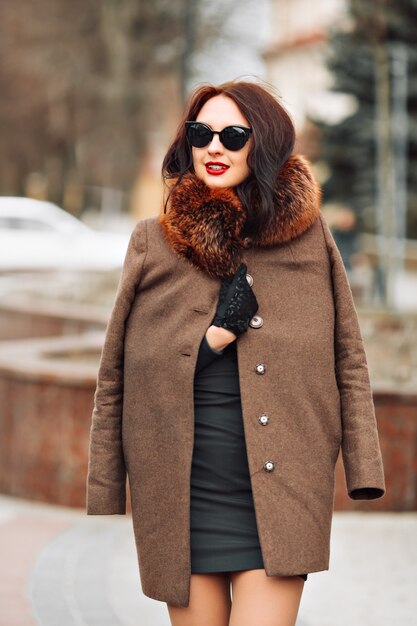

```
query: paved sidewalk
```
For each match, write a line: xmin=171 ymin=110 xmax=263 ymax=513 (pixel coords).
xmin=0 ymin=494 xmax=416 ymax=626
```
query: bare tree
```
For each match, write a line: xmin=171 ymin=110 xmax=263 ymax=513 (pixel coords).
xmin=0 ymin=0 xmax=244 ymax=208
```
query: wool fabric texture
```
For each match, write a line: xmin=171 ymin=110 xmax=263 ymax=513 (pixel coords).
xmin=86 ymin=153 xmax=385 ymax=608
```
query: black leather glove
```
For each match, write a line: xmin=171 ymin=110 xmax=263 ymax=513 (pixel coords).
xmin=212 ymin=263 xmax=259 ymax=337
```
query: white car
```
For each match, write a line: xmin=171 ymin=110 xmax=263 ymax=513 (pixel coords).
xmin=0 ymin=197 xmax=131 ymax=271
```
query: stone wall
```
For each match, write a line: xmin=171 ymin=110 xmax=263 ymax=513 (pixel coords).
xmin=0 ymin=299 xmax=107 ymax=341
xmin=0 ymin=298 xmax=415 ymax=512
xmin=0 ymin=333 xmax=102 ymax=509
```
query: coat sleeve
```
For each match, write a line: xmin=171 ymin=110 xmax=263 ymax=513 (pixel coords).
xmin=86 ymin=220 xmax=147 ymax=514
xmin=319 ymin=214 xmax=385 ymax=500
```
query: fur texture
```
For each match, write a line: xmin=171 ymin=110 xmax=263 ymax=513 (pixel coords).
xmin=159 ymin=154 xmax=322 ymax=277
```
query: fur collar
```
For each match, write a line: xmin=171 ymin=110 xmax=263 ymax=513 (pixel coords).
xmin=159 ymin=154 xmax=321 ymax=278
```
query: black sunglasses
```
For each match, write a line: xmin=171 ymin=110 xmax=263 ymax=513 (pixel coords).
xmin=185 ymin=121 xmax=252 ymax=151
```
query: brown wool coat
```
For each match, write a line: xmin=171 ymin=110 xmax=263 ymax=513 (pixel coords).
xmin=86 ymin=154 xmax=385 ymax=608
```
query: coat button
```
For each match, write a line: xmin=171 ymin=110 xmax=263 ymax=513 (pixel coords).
xmin=249 ymin=315 xmax=263 ymax=329
xmin=264 ymin=461 xmax=275 ymax=472
xmin=255 ymin=363 xmax=266 ymax=375
xmin=246 ymin=273 xmax=253 ymax=287
xmin=258 ymin=414 xmax=269 ymax=426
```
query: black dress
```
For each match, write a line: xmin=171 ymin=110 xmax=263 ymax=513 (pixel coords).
xmin=190 ymin=335 xmax=308 ymax=581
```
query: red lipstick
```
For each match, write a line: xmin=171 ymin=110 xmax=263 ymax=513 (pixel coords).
xmin=205 ymin=161 xmax=230 ymax=176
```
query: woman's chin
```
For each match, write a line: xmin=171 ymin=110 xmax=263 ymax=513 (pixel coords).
xmin=196 ymin=170 xmax=236 ymax=189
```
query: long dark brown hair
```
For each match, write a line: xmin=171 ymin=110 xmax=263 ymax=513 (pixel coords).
xmin=162 ymin=80 xmax=296 ymax=239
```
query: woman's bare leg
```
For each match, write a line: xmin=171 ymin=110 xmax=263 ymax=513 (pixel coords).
xmin=228 ymin=569 xmax=304 ymax=626
xmin=166 ymin=573 xmax=231 ymax=626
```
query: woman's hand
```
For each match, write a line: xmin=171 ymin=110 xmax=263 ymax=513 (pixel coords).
xmin=205 ymin=325 xmax=236 ymax=352
xmin=211 ymin=263 xmax=259 ymax=338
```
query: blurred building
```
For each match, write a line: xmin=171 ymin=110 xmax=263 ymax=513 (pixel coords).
xmin=263 ymin=0 xmax=355 ymax=133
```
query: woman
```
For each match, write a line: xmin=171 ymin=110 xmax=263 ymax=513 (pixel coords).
xmin=87 ymin=81 xmax=385 ymax=626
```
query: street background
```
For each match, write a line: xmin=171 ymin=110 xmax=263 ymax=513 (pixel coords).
xmin=1 ymin=0 xmax=416 ymax=624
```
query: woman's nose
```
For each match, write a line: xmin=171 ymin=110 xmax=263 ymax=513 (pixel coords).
xmin=207 ymin=133 xmax=223 ymax=154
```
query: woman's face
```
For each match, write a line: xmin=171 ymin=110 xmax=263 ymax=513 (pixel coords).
xmin=192 ymin=95 xmax=252 ymax=189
